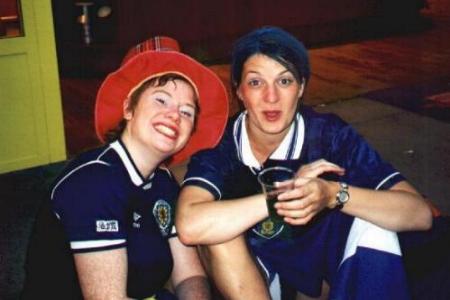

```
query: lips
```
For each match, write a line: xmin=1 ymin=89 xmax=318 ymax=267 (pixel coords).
xmin=154 ymin=123 xmax=179 ymax=140
xmin=263 ymin=110 xmax=281 ymax=122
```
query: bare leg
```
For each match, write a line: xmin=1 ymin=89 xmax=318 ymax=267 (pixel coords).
xmin=199 ymin=235 xmax=271 ymax=300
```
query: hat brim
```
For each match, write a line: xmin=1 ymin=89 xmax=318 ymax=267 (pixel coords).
xmin=95 ymin=51 xmax=229 ymax=166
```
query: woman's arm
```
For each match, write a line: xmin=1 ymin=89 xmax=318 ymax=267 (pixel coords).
xmin=336 ymin=180 xmax=432 ymax=231
xmin=176 ymin=186 xmax=268 ymax=245
xmin=276 ymin=160 xmax=433 ymax=231
xmin=74 ymin=248 xmax=130 ymax=300
xmin=169 ymin=237 xmax=210 ymax=300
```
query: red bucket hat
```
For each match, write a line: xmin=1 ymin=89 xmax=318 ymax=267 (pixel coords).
xmin=95 ymin=36 xmax=229 ymax=166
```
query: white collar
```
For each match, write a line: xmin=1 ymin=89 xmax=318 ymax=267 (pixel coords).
xmin=110 ymin=140 xmax=155 ymax=186
xmin=235 ymin=112 xmax=305 ymax=170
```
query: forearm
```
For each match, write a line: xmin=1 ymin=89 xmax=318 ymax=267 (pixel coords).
xmin=339 ymin=182 xmax=432 ymax=231
xmin=175 ymin=275 xmax=210 ymax=300
xmin=177 ymin=189 xmax=268 ymax=245
xmin=278 ymin=179 xmax=432 ymax=231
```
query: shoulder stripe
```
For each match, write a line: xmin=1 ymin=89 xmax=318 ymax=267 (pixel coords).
xmin=51 ymin=160 xmax=110 ymax=199
xmin=375 ymin=172 xmax=401 ymax=190
xmin=71 ymin=239 xmax=126 ymax=250
xmin=182 ymin=177 xmax=222 ymax=200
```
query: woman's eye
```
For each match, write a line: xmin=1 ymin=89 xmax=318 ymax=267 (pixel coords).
xmin=179 ymin=107 xmax=196 ymax=120
xmin=279 ymin=77 xmax=294 ymax=86
xmin=154 ymin=97 xmax=167 ymax=105
xmin=248 ymin=79 xmax=261 ymax=87
xmin=155 ymin=97 xmax=166 ymax=104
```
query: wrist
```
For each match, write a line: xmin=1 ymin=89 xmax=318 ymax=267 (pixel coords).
xmin=327 ymin=181 xmax=340 ymax=209
xmin=335 ymin=182 xmax=350 ymax=209
xmin=257 ymin=193 xmax=270 ymax=218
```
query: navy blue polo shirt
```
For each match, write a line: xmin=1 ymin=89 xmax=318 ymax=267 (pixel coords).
xmin=183 ymin=106 xmax=406 ymax=297
xmin=51 ymin=139 xmax=178 ymax=299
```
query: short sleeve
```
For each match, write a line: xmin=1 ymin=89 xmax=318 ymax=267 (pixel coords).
xmin=183 ymin=128 xmax=238 ymax=200
xmin=328 ymin=120 xmax=404 ymax=190
xmin=51 ymin=162 xmax=127 ymax=252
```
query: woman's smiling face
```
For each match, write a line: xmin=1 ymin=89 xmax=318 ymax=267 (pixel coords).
xmin=237 ymin=54 xmax=304 ymax=140
xmin=123 ymin=78 xmax=197 ymax=157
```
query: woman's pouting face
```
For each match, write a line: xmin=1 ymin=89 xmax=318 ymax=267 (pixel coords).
xmin=123 ymin=79 xmax=197 ymax=158
xmin=237 ymin=54 xmax=304 ymax=141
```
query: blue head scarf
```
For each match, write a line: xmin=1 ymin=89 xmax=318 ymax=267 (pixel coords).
xmin=231 ymin=26 xmax=310 ymax=89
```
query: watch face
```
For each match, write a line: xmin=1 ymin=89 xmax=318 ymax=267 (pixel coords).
xmin=337 ymin=182 xmax=349 ymax=206
xmin=338 ymin=191 xmax=349 ymax=204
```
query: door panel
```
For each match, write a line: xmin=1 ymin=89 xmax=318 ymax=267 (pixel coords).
xmin=0 ymin=0 xmax=66 ymax=174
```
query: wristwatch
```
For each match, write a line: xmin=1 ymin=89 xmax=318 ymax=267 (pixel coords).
xmin=335 ymin=182 xmax=349 ymax=208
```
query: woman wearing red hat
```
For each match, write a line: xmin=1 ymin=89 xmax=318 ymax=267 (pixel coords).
xmin=23 ymin=36 xmax=228 ymax=300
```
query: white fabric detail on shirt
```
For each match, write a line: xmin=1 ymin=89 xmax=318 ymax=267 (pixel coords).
xmin=70 ymin=239 xmax=126 ymax=250
xmin=233 ymin=113 xmax=245 ymax=162
xmin=237 ymin=112 xmax=305 ymax=168
xmin=255 ymin=256 xmax=281 ymax=300
xmin=51 ymin=160 xmax=110 ymax=199
xmin=240 ymin=113 xmax=261 ymax=169
xmin=269 ymin=273 xmax=281 ymax=300
xmin=293 ymin=113 xmax=305 ymax=159
xmin=110 ymin=141 xmax=143 ymax=186
xmin=256 ymin=256 xmax=270 ymax=279
xmin=340 ymin=217 xmax=401 ymax=267
xmin=182 ymin=177 xmax=222 ymax=200
xmin=375 ymin=172 xmax=401 ymax=190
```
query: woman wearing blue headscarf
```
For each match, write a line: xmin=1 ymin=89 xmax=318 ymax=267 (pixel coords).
xmin=175 ymin=27 xmax=446 ymax=300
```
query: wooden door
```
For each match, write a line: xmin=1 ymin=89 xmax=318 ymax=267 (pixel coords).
xmin=0 ymin=0 xmax=66 ymax=174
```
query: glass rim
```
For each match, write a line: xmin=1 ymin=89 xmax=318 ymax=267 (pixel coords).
xmin=257 ymin=166 xmax=295 ymax=186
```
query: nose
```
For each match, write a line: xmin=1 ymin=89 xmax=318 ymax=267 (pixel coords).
xmin=264 ymin=83 xmax=279 ymax=103
xmin=165 ymin=106 xmax=180 ymax=123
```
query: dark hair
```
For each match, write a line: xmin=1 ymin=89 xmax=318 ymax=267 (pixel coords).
xmin=231 ymin=26 xmax=310 ymax=89
xmin=105 ymin=73 xmax=199 ymax=142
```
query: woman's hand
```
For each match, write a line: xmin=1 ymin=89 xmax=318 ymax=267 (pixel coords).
xmin=275 ymin=177 xmax=338 ymax=225
xmin=274 ymin=159 xmax=344 ymax=225
xmin=296 ymin=159 xmax=345 ymax=178
xmin=274 ymin=159 xmax=432 ymax=231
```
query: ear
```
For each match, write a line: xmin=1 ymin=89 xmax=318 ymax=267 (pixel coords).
xmin=297 ymin=80 xmax=306 ymax=99
xmin=123 ymin=98 xmax=133 ymax=120
xmin=236 ymin=86 xmax=243 ymax=102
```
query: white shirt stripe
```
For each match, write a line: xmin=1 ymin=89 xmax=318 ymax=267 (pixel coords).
xmin=71 ymin=239 xmax=126 ymax=250
xmin=182 ymin=177 xmax=222 ymax=200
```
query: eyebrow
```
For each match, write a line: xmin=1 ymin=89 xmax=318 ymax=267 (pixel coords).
xmin=244 ymin=69 xmax=292 ymax=77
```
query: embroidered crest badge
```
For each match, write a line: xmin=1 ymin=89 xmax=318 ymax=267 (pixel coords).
xmin=152 ymin=199 xmax=172 ymax=236
xmin=253 ymin=217 xmax=285 ymax=239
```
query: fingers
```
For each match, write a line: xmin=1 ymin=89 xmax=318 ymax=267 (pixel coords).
xmin=296 ymin=159 xmax=345 ymax=178
xmin=276 ymin=176 xmax=311 ymax=201
xmin=284 ymin=214 xmax=314 ymax=226
xmin=276 ymin=199 xmax=319 ymax=226
xmin=273 ymin=178 xmax=330 ymax=225
xmin=274 ymin=198 xmax=308 ymax=210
